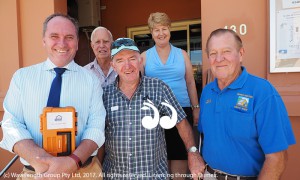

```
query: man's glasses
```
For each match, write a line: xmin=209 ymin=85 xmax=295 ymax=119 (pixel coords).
xmin=111 ymin=38 xmax=137 ymax=50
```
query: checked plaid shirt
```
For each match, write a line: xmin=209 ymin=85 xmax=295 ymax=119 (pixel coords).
xmin=102 ymin=75 xmax=186 ymax=179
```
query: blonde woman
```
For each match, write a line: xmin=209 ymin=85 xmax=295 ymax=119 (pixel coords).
xmin=141 ymin=12 xmax=200 ymax=179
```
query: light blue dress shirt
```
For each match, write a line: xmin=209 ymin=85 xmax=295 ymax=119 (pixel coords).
xmin=0 ymin=59 xmax=106 ymax=165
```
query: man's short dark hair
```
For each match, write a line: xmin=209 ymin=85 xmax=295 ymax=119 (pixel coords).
xmin=42 ymin=13 xmax=79 ymax=38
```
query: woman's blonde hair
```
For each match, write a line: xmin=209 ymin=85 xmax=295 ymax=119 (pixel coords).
xmin=148 ymin=12 xmax=171 ymax=32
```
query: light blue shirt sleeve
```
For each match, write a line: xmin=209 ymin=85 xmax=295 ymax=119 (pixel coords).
xmin=80 ymin=73 xmax=106 ymax=147
xmin=1 ymin=70 xmax=34 ymax=152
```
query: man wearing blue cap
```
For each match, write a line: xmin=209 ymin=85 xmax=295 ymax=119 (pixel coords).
xmin=102 ymin=38 xmax=205 ymax=179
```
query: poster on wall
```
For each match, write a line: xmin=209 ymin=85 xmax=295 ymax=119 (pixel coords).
xmin=270 ymin=0 xmax=300 ymax=72
xmin=277 ymin=9 xmax=300 ymax=60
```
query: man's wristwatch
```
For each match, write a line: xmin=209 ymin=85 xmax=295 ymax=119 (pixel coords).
xmin=187 ymin=146 xmax=198 ymax=153
xmin=191 ymin=104 xmax=200 ymax=110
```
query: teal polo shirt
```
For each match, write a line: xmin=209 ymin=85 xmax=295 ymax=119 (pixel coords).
xmin=198 ymin=67 xmax=295 ymax=176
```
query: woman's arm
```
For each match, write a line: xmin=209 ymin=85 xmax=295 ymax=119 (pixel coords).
xmin=182 ymin=50 xmax=200 ymax=125
xmin=140 ymin=51 xmax=147 ymax=75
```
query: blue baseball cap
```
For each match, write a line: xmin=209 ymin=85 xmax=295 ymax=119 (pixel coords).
xmin=111 ymin=38 xmax=140 ymax=58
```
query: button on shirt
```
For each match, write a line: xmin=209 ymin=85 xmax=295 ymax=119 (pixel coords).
xmin=103 ymin=76 xmax=186 ymax=179
xmin=84 ymin=59 xmax=117 ymax=87
xmin=0 ymin=59 xmax=106 ymax=165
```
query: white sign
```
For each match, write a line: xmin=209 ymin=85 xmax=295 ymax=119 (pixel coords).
xmin=277 ymin=9 xmax=300 ymax=59
xmin=46 ymin=112 xmax=73 ymax=130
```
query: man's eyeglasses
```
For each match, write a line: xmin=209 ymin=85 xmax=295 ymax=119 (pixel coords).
xmin=111 ymin=38 xmax=137 ymax=50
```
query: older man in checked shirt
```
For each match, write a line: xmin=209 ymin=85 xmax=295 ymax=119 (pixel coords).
xmin=101 ymin=38 xmax=205 ymax=180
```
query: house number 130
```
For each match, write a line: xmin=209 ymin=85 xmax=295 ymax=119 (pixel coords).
xmin=224 ymin=24 xmax=247 ymax=35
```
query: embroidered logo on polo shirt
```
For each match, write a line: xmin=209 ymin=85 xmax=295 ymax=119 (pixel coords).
xmin=234 ymin=93 xmax=253 ymax=111
xmin=236 ymin=96 xmax=249 ymax=108
xmin=205 ymin=99 xmax=212 ymax=104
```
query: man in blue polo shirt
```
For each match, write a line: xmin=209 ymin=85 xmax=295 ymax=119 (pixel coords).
xmin=199 ymin=28 xmax=296 ymax=180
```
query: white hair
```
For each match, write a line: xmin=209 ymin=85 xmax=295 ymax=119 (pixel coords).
xmin=90 ymin=26 xmax=113 ymax=42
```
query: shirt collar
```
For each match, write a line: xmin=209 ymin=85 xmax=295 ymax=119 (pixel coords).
xmin=114 ymin=73 xmax=144 ymax=90
xmin=90 ymin=59 xmax=116 ymax=76
xmin=89 ymin=59 xmax=98 ymax=69
xmin=227 ymin=66 xmax=248 ymax=89
xmin=43 ymin=58 xmax=77 ymax=71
